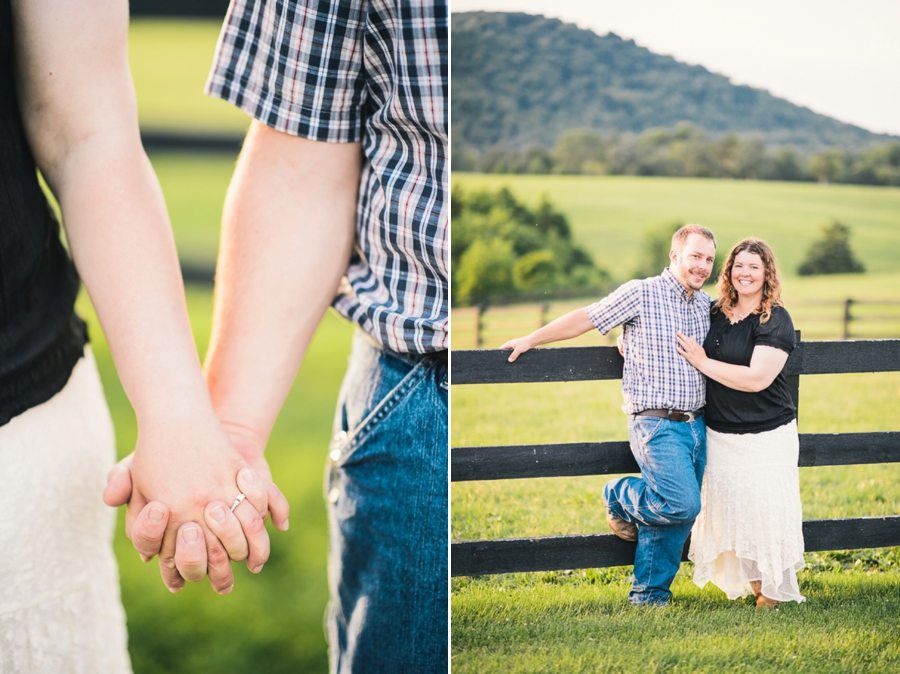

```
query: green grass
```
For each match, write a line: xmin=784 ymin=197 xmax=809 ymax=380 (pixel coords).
xmin=79 ymin=290 xmax=354 ymax=673
xmin=452 ymin=174 xmax=900 ymax=282
xmin=149 ymin=153 xmax=235 ymax=266
xmin=452 ymin=566 xmax=900 ymax=673
xmin=129 ymin=19 xmax=250 ymax=134
xmin=451 ymin=367 xmax=900 ymax=671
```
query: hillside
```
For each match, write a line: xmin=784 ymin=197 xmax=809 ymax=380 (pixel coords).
xmin=452 ymin=12 xmax=896 ymax=154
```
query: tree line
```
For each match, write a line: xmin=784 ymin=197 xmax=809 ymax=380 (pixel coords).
xmin=451 ymin=186 xmax=610 ymax=307
xmin=452 ymin=186 xmax=868 ymax=308
xmin=453 ymin=125 xmax=900 ymax=187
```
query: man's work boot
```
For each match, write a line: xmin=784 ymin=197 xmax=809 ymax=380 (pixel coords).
xmin=606 ymin=512 xmax=638 ymax=542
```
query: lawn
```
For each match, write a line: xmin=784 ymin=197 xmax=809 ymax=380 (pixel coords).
xmin=129 ymin=19 xmax=249 ymax=135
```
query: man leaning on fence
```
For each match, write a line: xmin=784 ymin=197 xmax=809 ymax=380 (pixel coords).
xmin=502 ymin=225 xmax=716 ymax=606
xmin=106 ymin=0 xmax=449 ymax=671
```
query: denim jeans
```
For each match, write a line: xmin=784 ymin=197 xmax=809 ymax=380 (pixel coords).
xmin=325 ymin=330 xmax=448 ymax=673
xmin=604 ymin=415 xmax=707 ymax=606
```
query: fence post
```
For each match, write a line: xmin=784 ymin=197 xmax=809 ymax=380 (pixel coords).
xmin=539 ymin=302 xmax=549 ymax=328
xmin=475 ymin=305 xmax=485 ymax=348
xmin=842 ymin=298 xmax=854 ymax=340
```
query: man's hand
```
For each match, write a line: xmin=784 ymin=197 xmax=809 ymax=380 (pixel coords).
xmin=500 ymin=336 xmax=537 ymax=362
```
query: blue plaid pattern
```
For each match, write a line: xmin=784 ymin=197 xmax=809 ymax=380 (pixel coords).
xmin=586 ymin=268 xmax=711 ymax=414
xmin=205 ymin=0 xmax=448 ymax=354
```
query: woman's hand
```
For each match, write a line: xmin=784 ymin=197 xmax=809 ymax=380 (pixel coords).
xmin=675 ymin=332 xmax=708 ymax=370
xmin=500 ymin=335 xmax=536 ymax=362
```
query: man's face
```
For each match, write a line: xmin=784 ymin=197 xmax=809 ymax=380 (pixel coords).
xmin=669 ymin=233 xmax=716 ymax=292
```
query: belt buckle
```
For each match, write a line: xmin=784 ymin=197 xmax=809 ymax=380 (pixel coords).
xmin=667 ymin=409 xmax=690 ymax=422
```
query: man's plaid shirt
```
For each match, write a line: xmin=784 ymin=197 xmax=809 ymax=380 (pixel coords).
xmin=205 ymin=0 xmax=448 ymax=354
xmin=586 ymin=268 xmax=711 ymax=415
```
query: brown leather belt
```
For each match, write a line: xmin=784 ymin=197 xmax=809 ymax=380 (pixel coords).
xmin=635 ymin=408 xmax=704 ymax=423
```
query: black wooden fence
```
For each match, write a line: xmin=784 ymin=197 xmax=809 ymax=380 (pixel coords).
xmin=450 ymin=338 xmax=900 ymax=576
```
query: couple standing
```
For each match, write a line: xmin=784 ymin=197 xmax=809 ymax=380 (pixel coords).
xmin=503 ymin=225 xmax=805 ymax=608
xmin=1 ymin=0 xmax=446 ymax=672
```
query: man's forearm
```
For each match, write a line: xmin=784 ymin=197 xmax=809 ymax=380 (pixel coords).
xmin=528 ymin=307 xmax=596 ymax=346
xmin=204 ymin=121 xmax=361 ymax=451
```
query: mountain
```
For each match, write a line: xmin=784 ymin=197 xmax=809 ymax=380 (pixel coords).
xmin=452 ymin=12 xmax=896 ymax=154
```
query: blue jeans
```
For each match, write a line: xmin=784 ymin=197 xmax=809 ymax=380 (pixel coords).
xmin=604 ymin=415 xmax=707 ymax=606
xmin=325 ymin=331 xmax=448 ymax=673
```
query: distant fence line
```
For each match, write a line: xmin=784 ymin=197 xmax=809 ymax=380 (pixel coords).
xmin=450 ymin=337 xmax=900 ymax=576
xmin=454 ymin=298 xmax=900 ymax=347
xmin=130 ymin=1 xmax=228 ymax=18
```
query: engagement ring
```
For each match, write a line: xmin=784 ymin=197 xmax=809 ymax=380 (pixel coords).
xmin=230 ymin=493 xmax=246 ymax=512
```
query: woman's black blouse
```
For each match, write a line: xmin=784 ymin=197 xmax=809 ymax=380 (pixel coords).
xmin=0 ymin=1 xmax=87 ymax=427
xmin=702 ymin=305 xmax=797 ymax=434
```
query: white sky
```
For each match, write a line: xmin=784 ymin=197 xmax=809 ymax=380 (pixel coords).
xmin=451 ymin=0 xmax=900 ymax=137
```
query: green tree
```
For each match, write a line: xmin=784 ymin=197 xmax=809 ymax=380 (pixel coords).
xmin=809 ymin=151 xmax=843 ymax=184
xmin=512 ymin=250 xmax=560 ymax=290
xmin=798 ymin=222 xmax=865 ymax=276
xmin=454 ymin=238 xmax=516 ymax=305
xmin=633 ymin=221 xmax=682 ymax=279
xmin=451 ymin=186 xmax=610 ymax=305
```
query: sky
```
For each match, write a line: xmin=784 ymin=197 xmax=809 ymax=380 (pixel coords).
xmin=451 ymin=0 xmax=900 ymax=137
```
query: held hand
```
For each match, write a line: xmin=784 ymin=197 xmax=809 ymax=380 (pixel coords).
xmin=616 ymin=334 xmax=625 ymax=357
xmin=500 ymin=335 xmax=536 ymax=362
xmin=103 ymin=430 xmax=289 ymax=591
xmin=675 ymin=332 xmax=707 ymax=369
xmin=124 ymin=409 xmax=270 ymax=593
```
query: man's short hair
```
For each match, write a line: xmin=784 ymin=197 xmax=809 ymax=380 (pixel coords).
xmin=672 ymin=224 xmax=716 ymax=252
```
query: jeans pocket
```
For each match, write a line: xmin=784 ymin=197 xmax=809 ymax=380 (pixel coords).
xmin=633 ymin=416 xmax=664 ymax=445
xmin=333 ymin=359 xmax=431 ymax=466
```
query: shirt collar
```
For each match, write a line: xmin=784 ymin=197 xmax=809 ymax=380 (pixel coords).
xmin=662 ymin=267 xmax=696 ymax=302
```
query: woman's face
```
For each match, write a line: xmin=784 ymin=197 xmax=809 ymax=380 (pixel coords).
xmin=731 ymin=251 xmax=766 ymax=299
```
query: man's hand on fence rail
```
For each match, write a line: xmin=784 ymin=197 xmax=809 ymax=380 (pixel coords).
xmin=500 ymin=335 xmax=537 ymax=362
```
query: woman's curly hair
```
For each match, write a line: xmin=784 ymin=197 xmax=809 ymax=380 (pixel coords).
xmin=713 ymin=238 xmax=783 ymax=324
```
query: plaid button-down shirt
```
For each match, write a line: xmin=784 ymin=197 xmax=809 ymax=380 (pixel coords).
xmin=205 ymin=0 xmax=448 ymax=354
xmin=586 ymin=268 xmax=711 ymax=415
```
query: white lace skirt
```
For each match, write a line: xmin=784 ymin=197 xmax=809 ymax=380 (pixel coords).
xmin=689 ymin=420 xmax=806 ymax=603
xmin=0 ymin=349 xmax=132 ymax=673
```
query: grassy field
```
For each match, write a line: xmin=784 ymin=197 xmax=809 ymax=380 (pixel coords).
xmin=452 ymin=173 xmax=900 ymax=282
xmin=451 ymin=174 xmax=900 ymax=672
xmin=149 ymin=153 xmax=235 ymax=266
xmin=129 ymin=19 xmax=249 ymax=134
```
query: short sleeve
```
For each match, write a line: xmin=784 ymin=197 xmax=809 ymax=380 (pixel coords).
xmin=585 ymin=280 xmax=642 ymax=335
xmin=204 ymin=0 xmax=367 ymax=142
xmin=755 ymin=305 xmax=796 ymax=354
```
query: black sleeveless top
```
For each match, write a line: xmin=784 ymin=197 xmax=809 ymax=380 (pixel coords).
xmin=0 ymin=0 xmax=88 ymax=427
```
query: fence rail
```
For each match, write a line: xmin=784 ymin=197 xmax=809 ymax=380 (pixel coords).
xmin=450 ymin=338 xmax=900 ymax=577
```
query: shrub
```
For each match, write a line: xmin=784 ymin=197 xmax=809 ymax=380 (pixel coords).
xmin=798 ymin=221 xmax=865 ymax=276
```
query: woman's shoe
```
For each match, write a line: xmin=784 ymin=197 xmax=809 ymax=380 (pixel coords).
xmin=756 ymin=594 xmax=780 ymax=610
